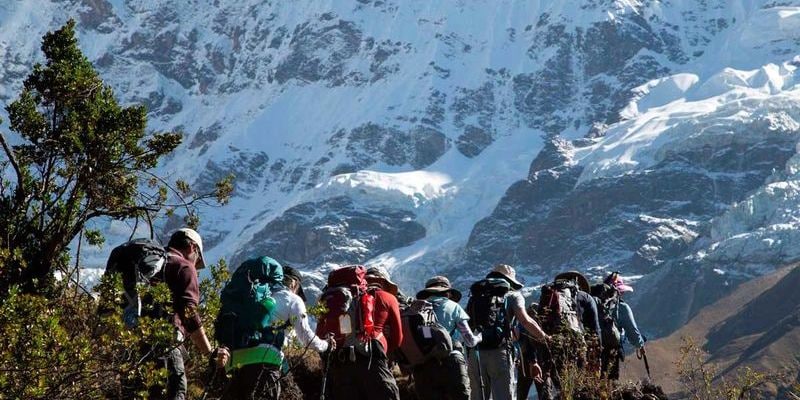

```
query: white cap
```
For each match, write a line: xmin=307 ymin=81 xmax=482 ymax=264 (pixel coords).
xmin=172 ymin=228 xmax=205 ymax=269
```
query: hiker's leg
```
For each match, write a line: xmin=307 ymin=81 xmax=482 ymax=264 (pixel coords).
xmin=602 ymin=347 xmax=621 ymax=380
xmin=165 ymin=346 xmax=187 ymax=400
xmin=601 ymin=347 xmax=621 ymax=380
xmin=328 ymin=360 xmax=359 ymax=400
xmin=484 ymin=348 xmax=515 ymax=400
xmin=252 ymin=365 xmax=281 ymax=400
xmin=412 ymin=360 xmax=440 ymax=400
xmin=534 ymin=376 xmax=558 ymax=400
xmin=445 ymin=350 xmax=471 ymax=400
xmin=516 ymin=367 xmax=533 ymax=400
xmin=609 ymin=355 xmax=621 ymax=380
xmin=369 ymin=340 xmax=400 ymax=400
xmin=222 ymin=364 xmax=279 ymax=400
xmin=467 ymin=349 xmax=490 ymax=400
xmin=364 ymin=343 xmax=400 ymax=400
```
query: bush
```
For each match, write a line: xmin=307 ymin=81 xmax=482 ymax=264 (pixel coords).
xmin=676 ymin=336 xmax=790 ymax=400
xmin=0 ymin=261 xmax=229 ymax=399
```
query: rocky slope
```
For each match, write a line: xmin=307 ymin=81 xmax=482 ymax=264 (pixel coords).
xmin=2 ymin=1 xmax=800 ymax=337
xmin=626 ymin=265 xmax=800 ymax=398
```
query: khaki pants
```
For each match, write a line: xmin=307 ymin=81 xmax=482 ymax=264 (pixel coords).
xmin=468 ymin=346 xmax=516 ymax=400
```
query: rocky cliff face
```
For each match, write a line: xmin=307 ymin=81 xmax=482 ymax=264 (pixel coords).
xmin=3 ymin=0 xmax=800 ymax=336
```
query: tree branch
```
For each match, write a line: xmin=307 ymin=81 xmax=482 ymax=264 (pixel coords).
xmin=0 ymin=131 xmax=24 ymax=200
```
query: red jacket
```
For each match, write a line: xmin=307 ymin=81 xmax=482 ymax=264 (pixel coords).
xmin=372 ymin=289 xmax=402 ymax=354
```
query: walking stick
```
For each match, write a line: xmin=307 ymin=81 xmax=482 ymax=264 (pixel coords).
xmin=201 ymin=351 xmax=221 ymax=400
xmin=636 ymin=350 xmax=651 ymax=380
xmin=474 ymin=347 xmax=487 ymax=400
xmin=320 ymin=336 xmax=334 ymax=400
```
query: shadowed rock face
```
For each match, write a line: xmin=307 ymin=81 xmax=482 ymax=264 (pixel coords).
xmin=230 ymin=196 xmax=426 ymax=268
xmin=329 ymin=123 xmax=450 ymax=171
xmin=458 ymin=131 xmax=799 ymax=333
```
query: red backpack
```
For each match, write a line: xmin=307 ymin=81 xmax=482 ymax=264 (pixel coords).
xmin=316 ymin=265 xmax=376 ymax=354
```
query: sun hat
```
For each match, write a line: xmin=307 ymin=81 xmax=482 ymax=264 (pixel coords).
xmin=487 ymin=264 xmax=523 ymax=290
xmin=365 ymin=267 xmax=399 ymax=296
xmin=554 ymin=271 xmax=591 ymax=293
xmin=416 ymin=276 xmax=462 ymax=302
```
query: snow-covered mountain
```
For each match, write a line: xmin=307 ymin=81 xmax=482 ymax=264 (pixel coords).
xmin=3 ymin=0 xmax=800 ymax=336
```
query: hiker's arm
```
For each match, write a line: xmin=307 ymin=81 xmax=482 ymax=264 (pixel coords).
xmin=583 ymin=295 xmax=602 ymax=344
xmin=190 ymin=326 xmax=213 ymax=354
xmin=176 ymin=266 xmax=210 ymax=353
xmin=386 ymin=295 xmax=403 ymax=353
xmin=456 ymin=320 xmax=482 ymax=347
xmin=293 ymin=302 xmax=329 ymax=352
xmin=618 ymin=302 xmax=644 ymax=348
xmin=513 ymin=304 xmax=548 ymax=341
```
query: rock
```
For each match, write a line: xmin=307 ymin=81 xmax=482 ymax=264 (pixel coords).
xmin=230 ymin=196 xmax=426 ymax=267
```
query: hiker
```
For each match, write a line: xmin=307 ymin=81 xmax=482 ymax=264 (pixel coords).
xmin=553 ymin=271 xmax=601 ymax=340
xmin=466 ymin=264 xmax=549 ymax=400
xmin=162 ymin=228 xmax=219 ymax=400
xmin=317 ymin=265 xmax=402 ymax=400
xmin=365 ymin=267 xmax=405 ymax=355
xmin=410 ymin=275 xmax=483 ymax=400
xmin=592 ymin=272 xmax=646 ymax=380
xmin=214 ymin=258 xmax=334 ymax=400
xmin=515 ymin=303 xmax=545 ymax=400
xmin=522 ymin=271 xmax=602 ymax=400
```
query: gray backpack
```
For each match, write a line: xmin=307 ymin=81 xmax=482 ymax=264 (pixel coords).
xmin=396 ymin=299 xmax=454 ymax=366
xmin=538 ymin=279 xmax=583 ymax=335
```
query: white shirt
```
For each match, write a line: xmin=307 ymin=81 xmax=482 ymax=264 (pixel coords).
xmin=271 ymin=287 xmax=329 ymax=353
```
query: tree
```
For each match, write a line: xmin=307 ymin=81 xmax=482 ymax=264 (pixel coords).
xmin=0 ymin=19 xmax=232 ymax=296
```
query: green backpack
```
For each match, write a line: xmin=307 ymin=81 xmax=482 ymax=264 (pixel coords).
xmin=215 ymin=256 xmax=285 ymax=353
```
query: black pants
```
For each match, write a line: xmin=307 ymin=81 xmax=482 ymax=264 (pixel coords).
xmin=412 ymin=350 xmax=470 ymax=400
xmin=516 ymin=365 xmax=559 ymax=400
xmin=325 ymin=341 xmax=400 ymax=400
xmin=222 ymin=364 xmax=281 ymax=400
xmin=601 ymin=347 xmax=621 ymax=380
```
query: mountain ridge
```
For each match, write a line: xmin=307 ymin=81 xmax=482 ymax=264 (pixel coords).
xmin=2 ymin=0 xmax=800 ymax=338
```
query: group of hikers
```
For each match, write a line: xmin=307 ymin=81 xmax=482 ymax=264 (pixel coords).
xmin=107 ymin=227 xmax=646 ymax=400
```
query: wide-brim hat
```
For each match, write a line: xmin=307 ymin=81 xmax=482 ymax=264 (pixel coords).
xmin=172 ymin=228 xmax=205 ymax=269
xmin=488 ymin=264 xmax=523 ymax=290
xmin=283 ymin=266 xmax=307 ymax=302
xmin=416 ymin=276 xmax=462 ymax=302
xmin=365 ymin=267 xmax=399 ymax=296
xmin=555 ymin=271 xmax=591 ymax=293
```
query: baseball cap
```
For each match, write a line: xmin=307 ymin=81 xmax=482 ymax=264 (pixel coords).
xmin=171 ymin=228 xmax=205 ymax=269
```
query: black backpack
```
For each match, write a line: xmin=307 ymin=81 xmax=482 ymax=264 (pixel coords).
xmin=396 ymin=299 xmax=454 ymax=366
xmin=592 ymin=283 xmax=622 ymax=351
xmin=104 ymin=238 xmax=168 ymax=327
xmin=466 ymin=278 xmax=512 ymax=349
xmin=537 ymin=279 xmax=583 ymax=335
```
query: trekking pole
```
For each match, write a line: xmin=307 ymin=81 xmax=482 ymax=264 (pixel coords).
xmin=201 ymin=351 xmax=220 ymax=400
xmin=474 ymin=347 xmax=487 ymax=400
xmin=636 ymin=350 xmax=651 ymax=380
xmin=320 ymin=335 xmax=334 ymax=400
